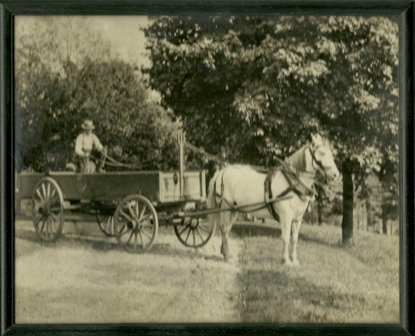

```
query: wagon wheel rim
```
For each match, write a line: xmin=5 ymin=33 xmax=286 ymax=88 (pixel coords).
xmin=32 ymin=177 xmax=64 ymax=242
xmin=174 ymin=217 xmax=216 ymax=248
xmin=114 ymin=195 xmax=158 ymax=253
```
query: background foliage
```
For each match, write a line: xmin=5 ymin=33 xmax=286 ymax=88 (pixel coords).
xmin=15 ymin=15 xmax=399 ymax=238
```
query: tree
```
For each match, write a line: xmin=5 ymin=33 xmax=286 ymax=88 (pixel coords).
xmin=15 ymin=17 xmax=180 ymax=172
xmin=144 ymin=15 xmax=398 ymax=243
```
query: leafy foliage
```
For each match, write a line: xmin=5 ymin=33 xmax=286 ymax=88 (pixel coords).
xmin=15 ymin=17 xmax=179 ymax=172
xmin=144 ymin=15 xmax=399 ymax=236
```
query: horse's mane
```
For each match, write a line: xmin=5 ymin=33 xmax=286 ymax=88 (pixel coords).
xmin=285 ymin=145 xmax=308 ymax=173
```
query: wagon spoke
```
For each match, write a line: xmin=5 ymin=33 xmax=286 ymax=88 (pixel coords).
xmin=138 ymin=231 xmax=144 ymax=249
xmin=41 ymin=183 xmax=47 ymax=201
xmin=195 ymin=227 xmax=204 ymax=242
xmin=135 ymin=201 xmax=140 ymax=219
xmin=45 ymin=217 xmax=51 ymax=238
xmin=141 ymin=227 xmax=152 ymax=240
xmin=134 ymin=231 xmax=139 ymax=250
xmin=192 ymin=229 xmax=196 ymax=246
xmin=197 ymin=223 xmax=211 ymax=233
xmin=39 ymin=216 xmax=47 ymax=233
xmin=40 ymin=216 xmax=48 ymax=233
xmin=35 ymin=188 xmax=45 ymax=203
xmin=34 ymin=215 xmax=45 ymax=228
xmin=127 ymin=203 xmax=137 ymax=221
xmin=120 ymin=227 xmax=132 ymax=237
xmin=105 ymin=217 xmax=113 ymax=234
xmin=50 ymin=188 xmax=56 ymax=200
xmin=118 ymin=225 xmax=127 ymax=235
xmin=138 ymin=214 xmax=152 ymax=225
xmin=49 ymin=212 xmax=59 ymax=223
xmin=126 ymin=231 xmax=134 ymax=244
xmin=184 ymin=226 xmax=192 ymax=243
xmin=138 ymin=205 xmax=147 ymax=221
xmin=50 ymin=217 xmax=56 ymax=235
xmin=49 ymin=217 xmax=55 ymax=239
xmin=178 ymin=225 xmax=190 ymax=236
xmin=45 ymin=182 xmax=50 ymax=199
xmin=48 ymin=217 xmax=54 ymax=239
xmin=119 ymin=209 xmax=134 ymax=223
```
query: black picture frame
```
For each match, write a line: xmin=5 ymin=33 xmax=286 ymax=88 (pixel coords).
xmin=1 ymin=1 xmax=413 ymax=335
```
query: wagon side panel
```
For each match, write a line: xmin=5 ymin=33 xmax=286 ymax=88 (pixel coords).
xmin=19 ymin=173 xmax=44 ymax=199
xmin=61 ymin=172 xmax=160 ymax=202
xmin=159 ymin=171 xmax=205 ymax=203
xmin=18 ymin=172 xmax=161 ymax=202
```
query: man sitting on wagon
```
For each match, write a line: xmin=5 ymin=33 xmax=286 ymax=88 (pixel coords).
xmin=74 ymin=119 xmax=106 ymax=173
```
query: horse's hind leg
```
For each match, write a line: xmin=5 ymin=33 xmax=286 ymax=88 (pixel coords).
xmin=290 ymin=218 xmax=303 ymax=267
xmin=220 ymin=211 xmax=239 ymax=261
xmin=280 ymin=214 xmax=294 ymax=266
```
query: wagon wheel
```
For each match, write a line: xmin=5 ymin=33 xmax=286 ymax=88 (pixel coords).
xmin=31 ymin=177 xmax=64 ymax=242
xmin=95 ymin=203 xmax=117 ymax=237
xmin=114 ymin=194 xmax=158 ymax=253
xmin=174 ymin=217 xmax=216 ymax=248
xmin=96 ymin=212 xmax=116 ymax=237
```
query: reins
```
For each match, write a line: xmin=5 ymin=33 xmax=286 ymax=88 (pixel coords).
xmin=92 ymin=153 xmax=154 ymax=170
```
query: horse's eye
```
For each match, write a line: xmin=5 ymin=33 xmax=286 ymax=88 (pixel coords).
xmin=320 ymin=151 xmax=326 ymax=156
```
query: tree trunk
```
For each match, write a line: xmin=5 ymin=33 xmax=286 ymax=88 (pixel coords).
xmin=366 ymin=201 xmax=371 ymax=231
xmin=341 ymin=160 xmax=354 ymax=244
xmin=382 ymin=205 xmax=388 ymax=235
xmin=317 ymin=198 xmax=323 ymax=225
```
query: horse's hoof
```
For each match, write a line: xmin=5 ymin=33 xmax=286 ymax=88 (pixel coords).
xmin=224 ymin=255 xmax=235 ymax=264
xmin=281 ymin=258 xmax=293 ymax=266
xmin=292 ymin=260 xmax=301 ymax=268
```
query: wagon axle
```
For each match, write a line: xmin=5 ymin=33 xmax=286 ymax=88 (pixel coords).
xmin=38 ymin=206 xmax=49 ymax=216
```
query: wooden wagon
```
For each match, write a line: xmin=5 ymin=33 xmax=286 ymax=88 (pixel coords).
xmin=17 ymin=134 xmax=216 ymax=253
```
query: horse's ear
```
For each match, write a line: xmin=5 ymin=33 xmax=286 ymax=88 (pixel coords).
xmin=310 ymin=133 xmax=322 ymax=144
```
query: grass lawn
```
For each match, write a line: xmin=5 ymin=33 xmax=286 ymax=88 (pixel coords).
xmin=234 ymin=223 xmax=399 ymax=323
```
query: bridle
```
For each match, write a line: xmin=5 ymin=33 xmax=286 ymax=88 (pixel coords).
xmin=308 ymin=144 xmax=335 ymax=179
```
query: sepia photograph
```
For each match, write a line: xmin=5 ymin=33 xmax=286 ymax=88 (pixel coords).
xmin=13 ymin=14 xmax=400 ymax=325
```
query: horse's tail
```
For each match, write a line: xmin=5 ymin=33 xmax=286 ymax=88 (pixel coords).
xmin=207 ymin=169 xmax=223 ymax=227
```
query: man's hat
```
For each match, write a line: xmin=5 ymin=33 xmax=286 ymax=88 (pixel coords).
xmin=81 ymin=120 xmax=95 ymax=130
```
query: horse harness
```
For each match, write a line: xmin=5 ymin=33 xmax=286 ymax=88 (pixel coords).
xmin=264 ymin=164 xmax=316 ymax=221
xmin=213 ymin=161 xmax=316 ymax=221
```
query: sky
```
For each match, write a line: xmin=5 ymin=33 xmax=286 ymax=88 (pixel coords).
xmin=86 ymin=16 xmax=151 ymax=67
xmin=15 ymin=16 xmax=151 ymax=67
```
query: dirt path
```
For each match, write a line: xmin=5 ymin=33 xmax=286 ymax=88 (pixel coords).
xmin=15 ymin=220 xmax=243 ymax=324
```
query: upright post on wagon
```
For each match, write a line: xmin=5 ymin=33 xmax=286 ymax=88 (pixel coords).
xmin=177 ymin=131 xmax=186 ymax=198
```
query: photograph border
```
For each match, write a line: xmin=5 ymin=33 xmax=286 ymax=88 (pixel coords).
xmin=1 ymin=1 xmax=414 ymax=335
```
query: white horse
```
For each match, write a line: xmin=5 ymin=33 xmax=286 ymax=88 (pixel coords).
xmin=207 ymin=134 xmax=339 ymax=266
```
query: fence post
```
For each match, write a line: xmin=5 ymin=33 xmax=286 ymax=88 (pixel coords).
xmin=177 ymin=132 xmax=186 ymax=198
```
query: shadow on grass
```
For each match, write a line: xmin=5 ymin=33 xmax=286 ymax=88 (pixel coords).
xmin=298 ymin=231 xmax=344 ymax=249
xmin=231 ymin=222 xmax=281 ymax=238
xmin=239 ymin=268 xmax=365 ymax=323
xmin=231 ymin=222 xmax=343 ymax=251
xmin=15 ymin=228 xmax=225 ymax=262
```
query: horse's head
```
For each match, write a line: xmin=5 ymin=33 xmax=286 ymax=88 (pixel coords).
xmin=309 ymin=134 xmax=339 ymax=181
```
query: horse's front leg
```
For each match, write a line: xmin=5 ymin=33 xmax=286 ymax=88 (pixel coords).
xmin=290 ymin=218 xmax=303 ymax=267
xmin=280 ymin=214 xmax=294 ymax=266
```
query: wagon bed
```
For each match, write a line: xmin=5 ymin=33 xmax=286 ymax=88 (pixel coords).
xmin=19 ymin=170 xmax=205 ymax=204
